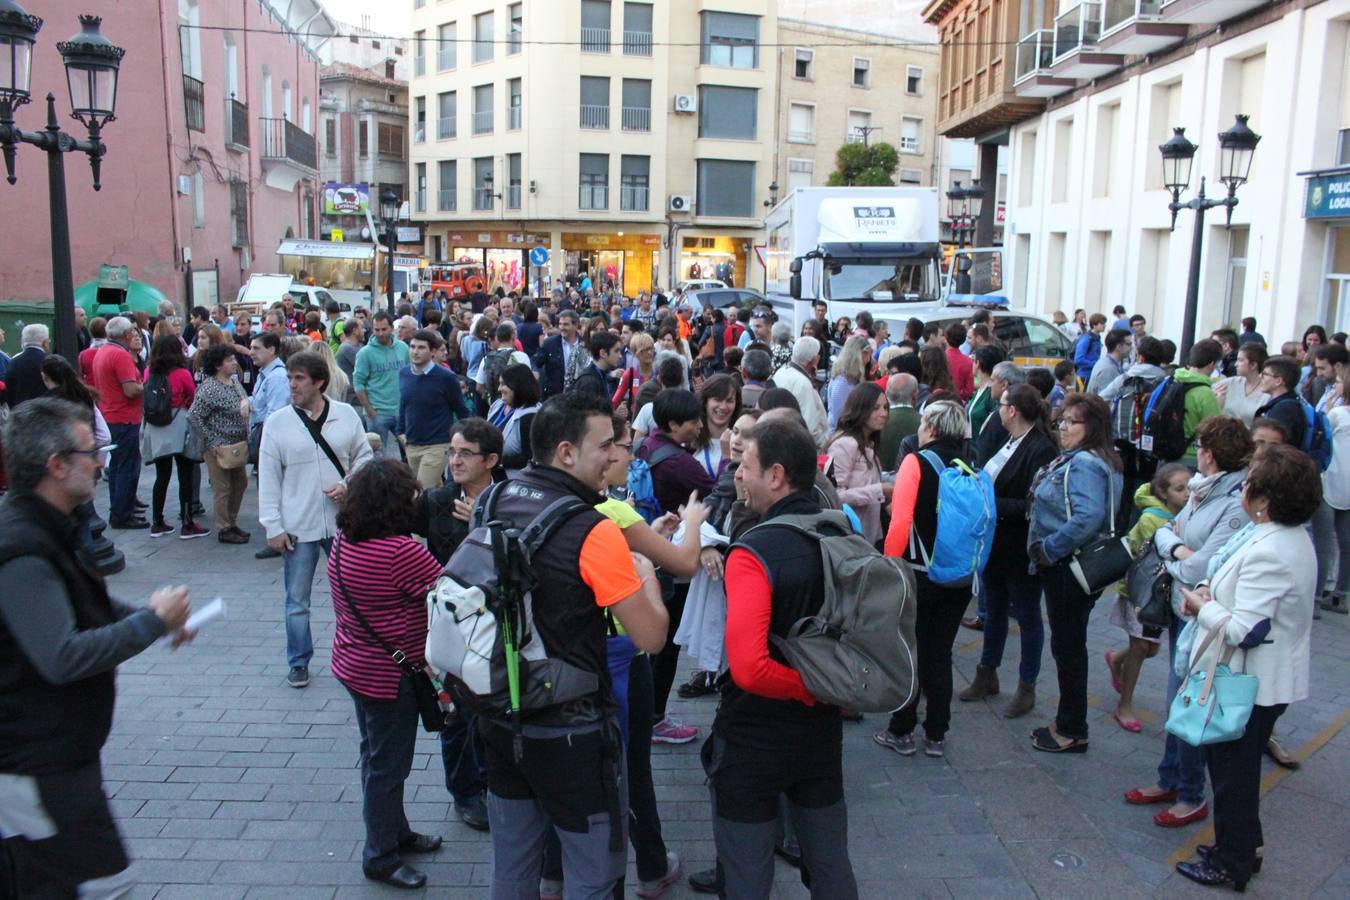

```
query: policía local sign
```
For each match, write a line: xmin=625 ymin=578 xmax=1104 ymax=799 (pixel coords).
xmin=1305 ymin=171 xmax=1350 ymax=220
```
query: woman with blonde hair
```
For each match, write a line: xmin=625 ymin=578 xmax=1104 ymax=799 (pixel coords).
xmin=311 ymin=339 xmax=352 ymax=405
xmin=614 ymin=331 xmax=656 ymax=417
xmin=827 ymin=335 xmax=873 ymax=432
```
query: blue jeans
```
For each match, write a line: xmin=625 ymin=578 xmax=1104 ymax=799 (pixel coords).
xmin=347 ymin=676 xmax=419 ymax=874
xmin=1156 ymin=611 xmax=1207 ymax=805
xmin=367 ymin=413 xmax=399 ymax=458
xmin=979 ymin=565 xmax=1044 ymax=685
xmin=440 ymin=708 xmax=486 ymax=805
xmin=105 ymin=422 xmax=142 ymax=523
xmin=284 ymin=537 xmax=332 ymax=669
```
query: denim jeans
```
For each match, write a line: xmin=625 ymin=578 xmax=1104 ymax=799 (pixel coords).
xmin=440 ymin=708 xmax=486 ymax=805
xmin=1311 ymin=499 xmax=1350 ymax=599
xmin=1156 ymin=611 xmax=1207 ymax=806
xmin=1042 ymin=563 xmax=1097 ymax=741
xmin=979 ymin=565 xmax=1045 ymax=685
xmin=346 ymin=676 xmax=419 ymax=874
xmin=367 ymin=413 xmax=399 ymax=458
xmin=105 ymin=422 xmax=142 ymax=523
xmin=284 ymin=537 xmax=332 ymax=669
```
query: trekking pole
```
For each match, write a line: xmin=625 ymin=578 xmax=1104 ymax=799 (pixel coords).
xmin=499 ymin=531 xmax=526 ymax=761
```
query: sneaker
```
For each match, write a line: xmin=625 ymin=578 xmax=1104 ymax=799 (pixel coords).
xmin=637 ymin=850 xmax=682 ymax=898
xmin=651 ymin=716 xmax=698 ymax=745
xmin=873 ymin=728 xmax=917 ymax=756
xmin=677 ymin=671 xmax=717 ymax=698
xmin=218 ymin=527 xmax=249 ymax=545
xmin=287 ymin=666 xmax=310 ymax=688
xmin=178 ymin=522 xmax=210 ymax=540
xmin=687 ymin=867 xmax=723 ymax=895
xmin=925 ymin=738 xmax=946 ymax=758
xmin=149 ymin=521 xmax=174 ymax=538
xmin=539 ymin=878 xmax=563 ymax=900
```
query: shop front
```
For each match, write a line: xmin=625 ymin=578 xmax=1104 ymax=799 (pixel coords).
xmin=676 ymin=234 xmax=748 ymax=288
xmin=1305 ymin=170 xmax=1350 ymax=331
xmin=440 ymin=230 xmax=545 ymax=295
xmin=561 ymin=232 xmax=662 ymax=297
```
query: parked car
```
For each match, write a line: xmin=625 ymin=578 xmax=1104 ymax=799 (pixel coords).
xmin=678 ymin=279 xmax=728 ymax=293
xmin=880 ymin=302 xmax=1073 ymax=367
xmin=684 ymin=287 xmax=766 ymax=311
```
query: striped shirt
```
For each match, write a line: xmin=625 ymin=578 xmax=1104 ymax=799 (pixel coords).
xmin=328 ymin=533 xmax=443 ymax=700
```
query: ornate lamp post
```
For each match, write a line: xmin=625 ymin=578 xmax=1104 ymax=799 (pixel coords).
xmin=0 ymin=5 xmax=124 ymax=364
xmin=964 ymin=178 xmax=985 ymax=245
xmin=946 ymin=179 xmax=967 ymax=246
xmin=1160 ymin=115 xmax=1261 ymax=357
xmin=379 ymin=187 xmax=402 ymax=315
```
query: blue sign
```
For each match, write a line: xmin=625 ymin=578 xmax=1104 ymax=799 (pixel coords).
xmin=529 ymin=245 xmax=549 ymax=267
xmin=1305 ymin=172 xmax=1350 ymax=220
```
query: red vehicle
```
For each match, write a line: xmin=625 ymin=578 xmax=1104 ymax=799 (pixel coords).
xmin=426 ymin=263 xmax=487 ymax=299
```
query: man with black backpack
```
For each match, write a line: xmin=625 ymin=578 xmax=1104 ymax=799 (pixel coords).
xmin=1255 ymin=356 xmax=1309 ymax=450
xmin=1138 ymin=339 xmax=1223 ymax=470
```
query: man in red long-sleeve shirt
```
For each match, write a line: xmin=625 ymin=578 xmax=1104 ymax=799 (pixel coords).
xmin=712 ymin=418 xmax=859 ymax=899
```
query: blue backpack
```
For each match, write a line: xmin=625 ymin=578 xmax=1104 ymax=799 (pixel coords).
xmin=913 ymin=450 xmax=996 ymax=588
xmin=1301 ymin=400 xmax=1333 ymax=471
xmin=627 ymin=444 xmax=683 ymax=523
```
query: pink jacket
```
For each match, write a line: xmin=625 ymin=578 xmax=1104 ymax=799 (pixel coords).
xmin=825 ymin=434 xmax=885 ymax=544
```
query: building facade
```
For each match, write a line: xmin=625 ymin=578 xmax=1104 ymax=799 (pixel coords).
xmin=0 ymin=0 xmax=332 ymax=315
xmin=407 ymin=0 xmax=779 ymax=294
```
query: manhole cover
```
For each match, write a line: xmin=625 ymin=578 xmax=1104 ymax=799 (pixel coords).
xmin=1050 ymin=853 xmax=1083 ymax=869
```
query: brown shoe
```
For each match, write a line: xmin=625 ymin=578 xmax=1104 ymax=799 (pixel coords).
xmin=218 ymin=527 xmax=249 ymax=545
xmin=959 ymin=665 xmax=1000 ymax=701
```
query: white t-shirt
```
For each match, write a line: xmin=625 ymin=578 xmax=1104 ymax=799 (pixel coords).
xmin=633 ymin=402 xmax=656 ymax=437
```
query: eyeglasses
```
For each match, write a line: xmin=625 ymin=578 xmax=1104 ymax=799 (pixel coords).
xmin=447 ymin=449 xmax=488 ymax=461
xmin=1056 ymin=418 xmax=1086 ymax=428
xmin=614 ymin=442 xmax=632 ymax=452
xmin=997 ymin=401 xmax=1014 ymax=409
xmin=64 ymin=444 xmax=110 ymax=459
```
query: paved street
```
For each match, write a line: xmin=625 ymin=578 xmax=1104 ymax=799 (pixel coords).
xmin=96 ymin=477 xmax=1350 ymax=899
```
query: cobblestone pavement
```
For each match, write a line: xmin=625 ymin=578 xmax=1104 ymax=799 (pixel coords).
xmin=93 ymin=478 xmax=1350 ymax=899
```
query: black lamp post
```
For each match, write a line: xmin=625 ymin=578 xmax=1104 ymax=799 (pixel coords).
xmin=1161 ymin=114 xmax=1261 ymax=357
xmin=965 ymin=178 xmax=985 ymax=246
xmin=946 ymin=180 xmax=966 ymax=246
xmin=0 ymin=5 xmax=123 ymax=365
xmin=379 ymin=187 xmax=401 ymax=315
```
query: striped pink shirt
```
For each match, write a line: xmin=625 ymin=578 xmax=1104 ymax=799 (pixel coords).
xmin=328 ymin=533 xmax=443 ymax=700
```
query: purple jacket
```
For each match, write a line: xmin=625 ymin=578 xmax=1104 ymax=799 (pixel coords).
xmin=640 ymin=430 xmax=713 ymax=515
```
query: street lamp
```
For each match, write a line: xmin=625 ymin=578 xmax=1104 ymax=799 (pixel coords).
xmin=0 ymin=7 xmax=123 ymax=364
xmin=379 ymin=187 xmax=401 ymax=314
xmin=946 ymin=180 xmax=966 ymax=245
xmin=1160 ymin=114 xmax=1261 ymax=357
xmin=965 ymin=178 xmax=985 ymax=245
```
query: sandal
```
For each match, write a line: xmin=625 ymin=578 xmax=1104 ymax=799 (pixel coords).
xmin=1113 ymin=712 xmax=1143 ymax=733
xmin=1031 ymin=726 xmax=1088 ymax=753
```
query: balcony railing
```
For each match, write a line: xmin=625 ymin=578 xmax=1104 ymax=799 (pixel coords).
xmin=473 ymin=187 xmax=494 ymax=210
xmin=438 ymin=48 xmax=455 ymax=70
xmin=438 ymin=188 xmax=456 ymax=211
xmin=580 ymin=104 xmax=610 ymax=129
xmin=846 ymin=130 xmax=868 ymax=144
xmin=507 ymin=185 xmax=521 ymax=209
xmin=472 ymin=110 xmax=492 ymax=134
xmin=508 ymin=27 xmax=522 ymax=54
xmin=1054 ymin=1 xmax=1104 ymax=60
xmin=259 ymin=117 xmax=316 ymax=170
xmin=183 ymin=74 xmax=205 ymax=132
xmin=620 ymin=185 xmax=649 ymax=211
xmin=508 ymin=105 xmax=521 ymax=129
xmin=414 ymin=56 xmax=425 ymax=77
xmin=581 ymin=27 xmax=611 ymax=53
xmin=788 ymin=128 xmax=813 ymax=143
xmin=438 ymin=117 xmax=455 ymax=139
xmin=621 ymin=106 xmax=651 ymax=132
xmin=415 ymin=123 xmax=425 ymax=143
xmin=225 ymin=97 xmax=249 ymax=147
xmin=579 ymin=184 xmax=608 ymax=210
xmin=415 ymin=189 xmax=426 ymax=213
xmin=623 ymin=30 xmax=652 ymax=56
xmin=1015 ymin=29 xmax=1056 ymax=79
xmin=1103 ymin=0 xmax=1163 ymax=30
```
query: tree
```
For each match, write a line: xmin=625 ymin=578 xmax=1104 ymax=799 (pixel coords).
xmin=827 ymin=141 xmax=900 ymax=187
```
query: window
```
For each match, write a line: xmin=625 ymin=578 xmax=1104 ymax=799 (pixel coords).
xmin=696 ymin=159 xmax=754 ymax=217
xmin=620 ymin=155 xmax=649 ymax=211
xmin=415 ymin=162 xmax=427 ymax=212
xmin=787 ymin=157 xmax=813 ymax=192
xmin=473 ymin=12 xmax=493 ymax=63
xmin=324 ymin=118 xmax=336 ymax=156
xmin=229 ymin=178 xmax=248 ymax=247
xmin=698 ymin=85 xmax=757 ymax=140
xmin=358 ymin=120 xmax=368 ymax=157
xmin=623 ymin=2 xmax=653 ymax=56
xmin=261 ymin=66 xmax=272 ymax=118
xmin=906 ymin=65 xmax=923 ymax=95
xmin=415 ymin=96 xmax=426 ymax=142
xmin=301 ymin=98 xmax=311 ymax=133
xmin=178 ymin=0 xmax=201 ymax=79
xmin=282 ymin=81 xmax=292 ymax=121
xmin=508 ymin=78 xmax=522 ymax=130
xmin=473 ymin=83 xmax=493 ymax=134
xmin=794 ymin=48 xmax=812 ymax=79
xmin=582 ymin=0 xmax=611 ymax=53
xmin=385 ymin=60 xmax=395 ymax=80
xmin=508 ymin=3 xmax=522 ymax=55
xmin=377 ymin=123 xmax=404 ymax=158
xmin=788 ymin=103 xmax=814 ymax=143
xmin=580 ymin=153 xmax=609 ymax=209
xmin=701 ymin=11 xmax=758 ymax=69
xmin=1223 ymin=226 xmax=1249 ymax=327
xmin=846 ymin=109 xmax=871 ymax=143
xmin=1339 ymin=128 xmax=1350 ymax=166
xmin=437 ymin=23 xmax=456 ymax=70
xmin=474 ymin=157 xmax=494 ymax=210
xmin=414 ymin=30 xmax=426 ymax=76
xmin=438 ymin=90 xmax=456 ymax=139
xmin=580 ymin=76 xmax=610 ymax=129
xmin=621 ymin=78 xmax=651 ymax=132
xmin=438 ymin=160 xmax=456 ymax=211
xmin=899 ymin=168 xmax=923 ymax=184
xmin=191 ymin=171 xmax=205 ymax=228
xmin=852 ymin=58 xmax=870 ymax=88
xmin=899 ymin=116 xmax=922 ymax=154
xmin=507 ymin=153 xmax=522 ymax=209
xmin=223 ymin=34 xmax=238 ymax=97
xmin=1051 ymin=116 xmax=1074 ymax=203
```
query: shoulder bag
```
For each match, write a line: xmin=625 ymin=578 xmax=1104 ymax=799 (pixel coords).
xmin=331 ymin=537 xmax=446 ymax=732
xmin=1164 ymin=621 xmax=1258 ymax=746
xmin=1126 ymin=535 xmax=1174 ymax=631
xmin=1063 ymin=455 xmax=1134 ymax=595
xmin=294 ymin=403 xmax=347 ymax=478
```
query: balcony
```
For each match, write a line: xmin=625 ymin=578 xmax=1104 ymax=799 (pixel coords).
xmin=1049 ymin=1 xmax=1124 ymax=79
xmin=507 ymin=185 xmax=521 ymax=209
xmin=623 ymin=30 xmax=652 ymax=56
xmin=580 ymin=104 xmax=610 ymax=129
xmin=438 ymin=117 xmax=456 ymax=139
xmin=1014 ymin=29 xmax=1077 ymax=98
xmin=788 ymin=128 xmax=813 ymax=143
xmin=224 ymin=97 xmax=249 ymax=148
xmin=415 ymin=56 xmax=425 ymax=77
xmin=183 ymin=74 xmax=205 ymax=133
xmin=473 ymin=187 xmax=494 ymax=210
xmin=620 ymin=185 xmax=649 ymax=211
xmin=845 ymin=131 xmax=868 ymax=144
xmin=900 ymin=137 xmax=920 ymax=153
xmin=1099 ymin=0 xmax=1187 ymax=54
xmin=259 ymin=117 xmax=316 ymax=190
xmin=438 ymin=189 xmax=456 ymax=211
xmin=508 ymin=105 xmax=521 ymax=130
xmin=1158 ymin=0 xmax=1268 ymax=25
xmin=472 ymin=110 xmax=492 ymax=134
xmin=621 ymin=106 xmax=650 ymax=132
xmin=415 ymin=189 xmax=426 ymax=213
xmin=438 ymin=48 xmax=455 ymax=71
xmin=579 ymin=185 xmax=608 ymax=210
xmin=581 ymin=27 xmax=611 ymax=53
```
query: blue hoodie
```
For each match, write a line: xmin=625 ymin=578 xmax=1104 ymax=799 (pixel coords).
xmin=1073 ymin=331 xmax=1102 ymax=384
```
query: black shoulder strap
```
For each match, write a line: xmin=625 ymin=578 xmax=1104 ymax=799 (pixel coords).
xmin=641 ymin=442 xmax=683 ymax=469
xmin=519 ymin=496 xmax=591 ymax=555
xmin=295 ymin=402 xmax=346 ymax=479
xmin=329 ymin=537 xmax=418 ymax=675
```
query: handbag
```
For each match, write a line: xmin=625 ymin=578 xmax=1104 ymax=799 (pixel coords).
xmin=1126 ymin=539 xmax=1174 ymax=631
xmin=1062 ymin=456 xmax=1133 ymax=595
xmin=331 ymin=538 xmax=446 ymax=733
xmin=213 ymin=440 xmax=250 ymax=469
xmin=1164 ymin=622 xmax=1258 ymax=746
xmin=183 ymin=421 xmax=205 ymax=463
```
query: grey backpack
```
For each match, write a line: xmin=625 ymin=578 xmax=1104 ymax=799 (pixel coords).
xmin=736 ymin=510 xmax=917 ymax=713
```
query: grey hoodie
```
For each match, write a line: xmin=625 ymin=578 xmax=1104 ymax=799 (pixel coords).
xmin=1152 ymin=468 xmax=1248 ymax=617
xmin=1099 ymin=362 xmax=1168 ymax=404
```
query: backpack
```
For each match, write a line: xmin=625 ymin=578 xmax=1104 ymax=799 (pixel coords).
xmin=478 ymin=347 xmax=514 ymax=400
xmin=736 ymin=510 xmax=917 ymax=713
xmin=912 ymin=450 xmax=996 ymax=588
xmin=424 ymin=482 xmax=599 ymax=728
xmin=629 ymin=443 xmax=683 ymax=523
xmin=1301 ymin=400 xmax=1333 ymax=470
xmin=1138 ymin=377 xmax=1204 ymax=460
xmin=1110 ymin=374 xmax=1163 ymax=444
xmin=143 ymin=372 xmax=174 ymax=427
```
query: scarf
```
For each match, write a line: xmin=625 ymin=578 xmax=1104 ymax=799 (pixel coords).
xmin=1186 ymin=470 xmax=1225 ymax=506
xmin=1205 ymin=521 xmax=1259 ymax=581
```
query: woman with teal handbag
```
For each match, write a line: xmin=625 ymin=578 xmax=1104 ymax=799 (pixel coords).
xmin=1171 ymin=445 xmax=1319 ymax=893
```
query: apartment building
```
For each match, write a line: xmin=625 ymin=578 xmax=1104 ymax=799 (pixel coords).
xmin=927 ymin=0 xmax=1350 ymax=343
xmin=408 ymin=0 xmax=779 ymax=294
xmin=775 ymin=19 xmax=940 ymax=196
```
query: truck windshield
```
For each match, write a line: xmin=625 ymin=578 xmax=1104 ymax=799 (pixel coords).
xmin=824 ymin=260 xmax=935 ymax=302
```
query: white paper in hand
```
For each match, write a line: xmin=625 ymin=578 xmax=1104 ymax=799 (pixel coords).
xmin=183 ymin=597 xmax=225 ymax=632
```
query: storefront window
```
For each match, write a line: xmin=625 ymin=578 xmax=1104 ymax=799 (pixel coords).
xmin=677 ymin=235 xmax=744 ymax=287
xmin=1324 ymin=226 xmax=1350 ymax=332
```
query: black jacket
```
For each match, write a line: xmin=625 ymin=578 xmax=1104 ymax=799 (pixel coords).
xmin=570 ymin=362 xmax=613 ymax=402
xmin=4 ymin=346 xmax=48 ymax=408
xmin=987 ymin=427 xmax=1058 ymax=569
xmin=1254 ymin=392 xmax=1307 ymax=449
xmin=535 ymin=334 xmax=579 ymax=400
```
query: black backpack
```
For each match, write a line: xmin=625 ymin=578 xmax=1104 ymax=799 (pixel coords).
xmin=143 ymin=372 xmax=174 ymax=427
xmin=1138 ymin=377 xmax=1204 ymax=461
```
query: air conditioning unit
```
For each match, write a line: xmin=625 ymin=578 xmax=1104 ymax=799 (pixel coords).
xmin=668 ymin=194 xmax=693 ymax=213
xmin=673 ymin=93 xmax=697 ymax=114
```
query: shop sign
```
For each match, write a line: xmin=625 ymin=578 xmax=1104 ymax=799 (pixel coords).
xmin=1305 ymin=172 xmax=1350 ymax=219
xmin=396 ymin=226 xmax=422 ymax=243
xmin=641 ymin=236 xmax=661 ymax=246
xmin=330 ymin=228 xmax=344 ymax=242
xmin=323 ymin=182 xmax=369 ymax=215
xmin=586 ymin=234 xmax=609 ymax=245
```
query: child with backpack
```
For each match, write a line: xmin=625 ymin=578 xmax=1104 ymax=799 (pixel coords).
xmin=1104 ymin=463 xmax=1191 ymax=732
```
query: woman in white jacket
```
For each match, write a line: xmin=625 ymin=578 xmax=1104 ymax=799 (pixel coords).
xmin=1313 ymin=377 xmax=1350 ymax=614
xmin=1172 ymin=444 xmax=1319 ymax=892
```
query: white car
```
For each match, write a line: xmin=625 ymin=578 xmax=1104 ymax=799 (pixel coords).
xmin=677 ymin=279 xmax=727 ymax=293
xmin=235 ymin=274 xmax=363 ymax=315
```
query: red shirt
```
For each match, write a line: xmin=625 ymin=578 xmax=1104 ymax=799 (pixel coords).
xmin=723 ymin=548 xmax=814 ymax=705
xmin=143 ymin=366 xmax=196 ymax=409
xmin=946 ymin=346 xmax=975 ymax=401
xmin=92 ymin=343 xmax=142 ymax=425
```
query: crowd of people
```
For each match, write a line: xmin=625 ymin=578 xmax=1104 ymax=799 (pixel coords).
xmin=0 ymin=284 xmax=1344 ymax=897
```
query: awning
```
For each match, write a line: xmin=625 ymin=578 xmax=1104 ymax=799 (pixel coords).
xmin=75 ymin=277 xmax=169 ymax=317
xmin=277 ymin=239 xmax=376 ymax=260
